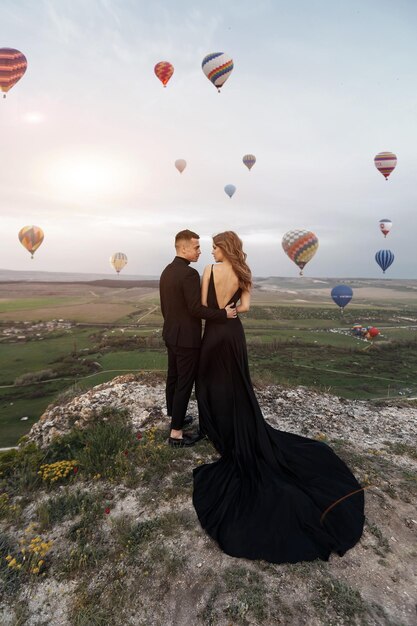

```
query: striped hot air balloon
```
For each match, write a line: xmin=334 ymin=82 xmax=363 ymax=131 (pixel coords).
xmin=202 ymin=52 xmax=233 ymax=92
xmin=18 ymin=225 xmax=44 ymax=258
xmin=154 ymin=62 xmax=174 ymax=87
xmin=243 ymin=154 xmax=256 ymax=171
xmin=110 ymin=252 xmax=128 ymax=274
xmin=374 ymin=152 xmax=397 ymax=180
xmin=282 ymin=229 xmax=319 ymax=276
xmin=0 ymin=48 xmax=27 ymax=98
xmin=375 ymin=249 xmax=394 ymax=274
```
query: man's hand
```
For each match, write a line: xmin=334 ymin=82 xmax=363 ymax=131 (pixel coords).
xmin=225 ymin=303 xmax=237 ymax=319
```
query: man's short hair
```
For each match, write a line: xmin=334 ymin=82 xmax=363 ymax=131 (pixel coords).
xmin=175 ymin=229 xmax=199 ymax=246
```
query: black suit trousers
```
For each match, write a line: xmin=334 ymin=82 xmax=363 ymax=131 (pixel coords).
xmin=165 ymin=342 xmax=200 ymax=430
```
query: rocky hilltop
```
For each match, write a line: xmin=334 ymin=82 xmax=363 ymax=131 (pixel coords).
xmin=28 ymin=374 xmax=417 ymax=453
xmin=1 ymin=375 xmax=416 ymax=625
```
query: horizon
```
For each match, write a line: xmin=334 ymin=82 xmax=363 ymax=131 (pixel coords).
xmin=1 ymin=267 xmax=417 ymax=284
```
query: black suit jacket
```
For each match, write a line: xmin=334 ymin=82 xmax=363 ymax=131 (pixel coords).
xmin=159 ymin=256 xmax=227 ymax=348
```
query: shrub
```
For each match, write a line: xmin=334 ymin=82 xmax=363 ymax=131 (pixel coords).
xmin=0 ymin=443 xmax=44 ymax=493
xmin=14 ymin=369 xmax=57 ymax=386
xmin=36 ymin=489 xmax=98 ymax=529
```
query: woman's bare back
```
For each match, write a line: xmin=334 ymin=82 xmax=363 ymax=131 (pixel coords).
xmin=212 ymin=263 xmax=240 ymax=308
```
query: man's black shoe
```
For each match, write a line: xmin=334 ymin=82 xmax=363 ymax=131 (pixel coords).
xmin=168 ymin=433 xmax=198 ymax=448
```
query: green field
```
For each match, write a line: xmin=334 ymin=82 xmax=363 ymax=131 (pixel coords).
xmin=1 ymin=280 xmax=417 ymax=447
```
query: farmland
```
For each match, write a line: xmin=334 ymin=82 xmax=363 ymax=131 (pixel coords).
xmin=1 ymin=277 xmax=416 ymax=446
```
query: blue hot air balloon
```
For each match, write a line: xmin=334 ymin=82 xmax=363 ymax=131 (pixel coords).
xmin=224 ymin=184 xmax=236 ymax=198
xmin=375 ymin=249 xmax=394 ymax=274
xmin=331 ymin=285 xmax=353 ymax=310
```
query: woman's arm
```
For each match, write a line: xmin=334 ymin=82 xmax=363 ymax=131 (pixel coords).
xmin=236 ymin=289 xmax=251 ymax=313
xmin=201 ymin=265 xmax=211 ymax=306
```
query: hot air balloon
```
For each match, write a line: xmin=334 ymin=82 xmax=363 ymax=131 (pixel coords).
xmin=374 ymin=152 xmax=397 ymax=180
xmin=202 ymin=52 xmax=233 ymax=92
xmin=282 ymin=230 xmax=319 ymax=276
xmin=331 ymin=285 xmax=353 ymax=311
xmin=110 ymin=252 xmax=127 ymax=274
xmin=224 ymin=184 xmax=236 ymax=198
xmin=154 ymin=62 xmax=174 ymax=87
xmin=368 ymin=327 xmax=380 ymax=338
xmin=379 ymin=219 xmax=392 ymax=238
xmin=18 ymin=225 xmax=44 ymax=259
xmin=352 ymin=323 xmax=363 ymax=337
xmin=375 ymin=249 xmax=394 ymax=274
xmin=175 ymin=159 xmax=186 ymax=174
xmin=243 ymin=154 xmax=256 ymax=171
xmin=0 ymin=48 xmax=27 ymax=98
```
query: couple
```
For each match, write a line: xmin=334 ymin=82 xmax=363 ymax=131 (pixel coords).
xmin=159 ymin=229 xmax=365 ymax=564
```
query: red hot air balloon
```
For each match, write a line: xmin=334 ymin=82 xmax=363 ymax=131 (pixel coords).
xmin=0 ymin=48 xmax=27 ymax=98
xmin=154 ymin=62 xmax=174 ymax=87
xmin=374 ymin=152 xmax=397 ymax=180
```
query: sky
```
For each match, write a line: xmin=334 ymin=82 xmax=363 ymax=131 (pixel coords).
xmin=1 ymin=0 xmax=417 ymax=279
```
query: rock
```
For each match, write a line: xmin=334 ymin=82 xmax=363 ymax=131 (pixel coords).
xmin=24 ymin=375 xmax=417 ymax=451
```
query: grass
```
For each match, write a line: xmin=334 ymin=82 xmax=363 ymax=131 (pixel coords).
xmin=98 ymin=350 xmax=166 ymax=370
xmin=384 ymin=441 xmax=417 ymax=460
xmin=365 ymin=519 xmax=391 ymax=557
xmin=0 ymin=328 xmax=96 ymax=384
xmin=0 ymin=296 xmax=87 ymax=313
xmin=36 ymin=488 xmax=99 ymax=530
xmin=312 ymin=576 xmax=367 ymax=624
xmin=2 ymin=297 xmax=417 ymax=445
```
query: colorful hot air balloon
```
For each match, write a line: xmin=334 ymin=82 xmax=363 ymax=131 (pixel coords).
xmin=379 ymin=218 xmax=392 ymax=238
xmin=224 ymin=184 xmax=236 ymax=198
xmin=374 ymin=152 xmax=397 ymax=180
xmin=331 ymin=285 xmax=353 ymax=310
xmin=375 ymin=249 xmax=394 ymax=274
xmin=243 ymin=154 xmax=256 ymax=171
xmin=0 ymin=48 xmax=27 ymax=98
xmin=202 ymin=52 xmax=233 ymax=92
xmin=352 ymin=323 xmax=363 ymax=336
xmin=18 ymin=225 xmax=44 ymax=259
xmin=282 ymin=230 xmax=319 ymax=276
xmin=154 ymin=62 xmax=174 ymax=87
xmin=110 ymin=252 xmax=128 ymax=274
xmin=175 ymin=159 xmax=186 ymax=174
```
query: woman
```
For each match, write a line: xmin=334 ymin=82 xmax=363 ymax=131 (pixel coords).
xmin=193 ymin=231 xmax=364 ymax=564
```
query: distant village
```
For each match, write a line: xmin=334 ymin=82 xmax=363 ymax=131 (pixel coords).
xmin=0 ymin=320 xmax=73 ymax=342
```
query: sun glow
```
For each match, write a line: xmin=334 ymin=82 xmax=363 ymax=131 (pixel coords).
xmin=41 ymin=149 xmax=137 ymax=202
xmin=22 ymin=112 xmax=44 ymax=124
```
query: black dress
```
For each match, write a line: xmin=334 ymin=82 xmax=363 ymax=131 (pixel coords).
xmin=193 ymin=268 xmax=365 ymax=564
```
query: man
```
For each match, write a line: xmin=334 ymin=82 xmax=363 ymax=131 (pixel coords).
xmin=159 ymin=229 xmax=236 ymax=447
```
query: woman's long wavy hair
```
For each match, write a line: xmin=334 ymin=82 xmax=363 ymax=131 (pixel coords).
xmin=213 ymin=231 xmax=252 ymax=291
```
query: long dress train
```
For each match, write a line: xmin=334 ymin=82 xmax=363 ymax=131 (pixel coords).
xmin=193 ymin=268 xmax=365 ymax=564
